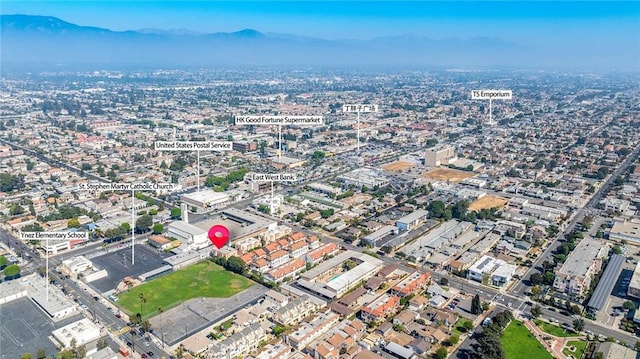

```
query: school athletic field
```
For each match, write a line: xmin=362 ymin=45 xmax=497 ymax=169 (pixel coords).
xmin=117 ymin=261 xmax=253 ymax=318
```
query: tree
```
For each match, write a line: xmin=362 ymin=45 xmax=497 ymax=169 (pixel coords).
xmin=170 ymin=207 xmax=181 ymax=219
xmin=74 ymin=345 xmax=87 ymax=359
xmin=36 ymin=349 xmax=47 ymax=359
xmin=273 ymin=325 xmax=287 ymax=337
xmin=0 ymin=255 xmax=7 ymax=269
xmin=440 ymin=277 xmax=449 ymax=286
xmin=97 ymin=338 xmax=108 ymax=350
xmin=530 ymin=272 xmax=544 ymax=285
xmin=3 ymin=264 xmax=20 ymax=279
xmin=428 ymin=200 xmax=446 ymax=218
xmin=612 ymin=245 xmax=624 ymax=255
xmin=624 ymin=300 xmax=635 ymax=311
xmin=136 ymin=214 xmax=153 ymax=233
xmin=20 ymin=353 xmax=32 ymax=359
xmin=543 ymin=271 xmax=556 ymax=285
xmin=67 ymin=218 xmax=81 ymax=228
xmin=451 ymin=200 xmax=469 ymax=219
xmin=491 ymin=311 xmax=510 ymax=329
xmin=120 ymin=222 xmax=131 ymax=232
xmin=573 ymin=318 xmax=585 ymax=332
xmin=463 ymin=320 xmax=474 ymax=331
xmin=381 ymin=245 xmax=393 ymax=254
xmin=343 ymin=259 xmax=357 ymax=271
xmin=58 ymin=349 xmax=74 ymax=359
xmin=225 ymin=256 xmax=247 ymax=275
xmin=141 ymin=320 xmax=151 ymax=332
xmin=10 ymin=204 xmax=25 ymax=216
xmin=448 ymin=334 xmax=460 ymax=345
xmin=152 ymin=223 xmax=164 ymax=234
xmin=471 ymin=294 xmax=483 ymax=315
xmin=531 ymin=304 xmax=542 ymax=318
xmin=435 ymin=347 xmax=448 ymax=359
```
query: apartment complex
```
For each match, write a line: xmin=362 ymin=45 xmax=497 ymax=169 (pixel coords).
xmin=553 ymin=237 xmax=608 ymax=296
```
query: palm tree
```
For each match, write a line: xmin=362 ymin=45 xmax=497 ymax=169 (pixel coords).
xmin=157 ymin=307 xmax=165 ymax=347
xmin=138 ymin=293 xmax=146 ymax=318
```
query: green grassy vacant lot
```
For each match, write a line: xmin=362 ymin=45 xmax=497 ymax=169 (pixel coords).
xmin=502 ymin=321 xmax=553 ymax=359
xmin=117 ymin=261 xmax=253 ymax=318
xmin=534 ymin=319 xmax=580 ymax=337
xmin=563 ymin=340 xmax=587 ymax=359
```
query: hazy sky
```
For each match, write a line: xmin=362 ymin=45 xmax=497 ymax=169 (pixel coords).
xmin=2 ymin=1 xmax=639 ymax=44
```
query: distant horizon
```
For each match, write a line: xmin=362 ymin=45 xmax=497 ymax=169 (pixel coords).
xmin=1 ymin=1 xmax=639 ymax=70
xmin=1 ymin=1 xmax=638 ymax=42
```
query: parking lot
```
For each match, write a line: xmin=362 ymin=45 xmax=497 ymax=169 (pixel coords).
xmin=149 ymin=284 xmax=268 ymax=346
xmin=597 ymin=264 xmax=636 ymax=326
xmin=0 ymin=297 xmax=83 ymax=358
xmin=89 ymin=244 xmax=171 ymax=293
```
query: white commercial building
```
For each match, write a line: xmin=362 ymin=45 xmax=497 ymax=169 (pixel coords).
xmin=425 ymin=146 xmax=456 ymax=167
xmin=166 ymin=221 xmax=209 ymax=249
xmin=52 ymin=318 xmax=101 ymax=348
xmin=467 ymin=255 xmax=517 ymax=287
xmin=628 ymin=262 xmax=640 ymax=299
xmin=337 ymin=168 xmax=389 ymax=188
xmin=396 ymin=209 xmax=429 ymax=232
xmin=61 ymin=256 xmax=93 ymax=276
xmin=609 ymin=219 xmax=640 ymax=244
xmin=181 ymin=189 xmax=230 ymax=212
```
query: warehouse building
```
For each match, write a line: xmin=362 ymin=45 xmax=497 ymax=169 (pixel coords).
xmin=181 ymin=189 xmax=230 ymax=213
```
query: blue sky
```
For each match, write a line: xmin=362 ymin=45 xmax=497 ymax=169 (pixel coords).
xmin=1 ymin=1 xmax=638 ymax=42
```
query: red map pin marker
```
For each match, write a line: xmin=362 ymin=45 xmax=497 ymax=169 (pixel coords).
xmin=208 ymin=225 xmax=230 ymax=249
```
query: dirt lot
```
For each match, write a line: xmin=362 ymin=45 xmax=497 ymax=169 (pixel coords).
xmin=421 ymin=167 xmax=475 ymax=183
xmin=468 ymin=195 xmax=509 ymax=211
xmin=382 ymin=161 xmax=415 ymax=172
xmin=340 ymin=193 xmax=373 ymax=206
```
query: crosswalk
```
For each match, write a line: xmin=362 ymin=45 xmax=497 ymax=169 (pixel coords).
xmin=112 ymin=325 xmax=130 ymax=336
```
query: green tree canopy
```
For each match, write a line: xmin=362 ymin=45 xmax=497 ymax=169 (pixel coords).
xmin=135 ymin=214 xmax=153 ymax=232
xmin=471 ymin=294 xmax=483 ymax=315
xmin=225 ymin=256 xmax=247 ymax=275
xmin=435 ymin=347 xmax=448 ymax=359
xmin=67 ymin=218 xmax=81 ymax=228
xmin=428 ymin=200 xmax=446 ymax=218
xmin=623 ymin=300 xmax=635 ymax=311
xmin=573 ymin=318 xmax=585 ymax=332
xmin=3 ymin=264 xmax=20 ymax=279
xmin=531 ymin=304 xmax=542 ymax=318
xmin=170 ymin=207 xmax=181 ymax=219
xmin=152 ymin=223 xmax=164 ymax=234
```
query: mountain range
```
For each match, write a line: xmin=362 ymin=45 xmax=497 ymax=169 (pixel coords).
xmin=0 ymin=14 xmax=634 ymax=70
